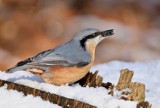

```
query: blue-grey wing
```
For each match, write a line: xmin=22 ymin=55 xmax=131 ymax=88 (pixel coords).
xmin=16 ymin=41 xmax=91 ymax=67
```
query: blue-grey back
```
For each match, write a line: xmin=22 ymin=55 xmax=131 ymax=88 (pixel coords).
xmin=31 ymin=39 xmax=91 ymax=66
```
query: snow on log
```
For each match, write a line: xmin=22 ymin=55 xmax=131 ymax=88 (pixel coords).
xmin=0 ymin=70 xmax=151 ymax=108
xmin=0 ymin=79 xmax=96 ymax=108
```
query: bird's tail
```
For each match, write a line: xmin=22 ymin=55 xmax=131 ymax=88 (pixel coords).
xmin=5 ymin=65 xmax=47 ymax=73
xmin=5 ymin=66 xmax=26 ymax=73
xmin=5 ymin=65 xmax=36 ymax=73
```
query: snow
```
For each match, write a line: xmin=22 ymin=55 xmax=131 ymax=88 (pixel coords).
xmin=0 ymin=86 xmax=61 ymax=108
xmin=0 ymin=60 xmax=160 ymax=108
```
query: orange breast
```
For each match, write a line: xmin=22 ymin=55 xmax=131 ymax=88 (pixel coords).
xmin=40 ymin=63 xmax=92 ymax=85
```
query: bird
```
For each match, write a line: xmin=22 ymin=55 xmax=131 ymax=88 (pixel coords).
xmin=5 ymin=28 xmax=114 ymax=85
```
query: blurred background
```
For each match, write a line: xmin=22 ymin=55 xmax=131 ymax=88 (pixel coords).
xmin=0 ymin=0 xmax=160 ymax=70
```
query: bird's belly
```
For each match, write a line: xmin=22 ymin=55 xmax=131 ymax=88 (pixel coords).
xmin=41 ymin=65 xmax=92 ymax=85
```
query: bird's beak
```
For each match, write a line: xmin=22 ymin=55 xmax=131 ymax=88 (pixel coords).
xmin=101 ymin=29 xmax=114 ymax=37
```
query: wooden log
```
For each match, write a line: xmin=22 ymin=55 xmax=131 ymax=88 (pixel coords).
xmin=116 ymin=69 xmax=134 ymax=90
xmin=0 ymin=79 xmax=96 ymax=108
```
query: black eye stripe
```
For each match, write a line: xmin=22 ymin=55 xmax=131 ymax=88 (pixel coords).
xmin=80 ymin=32 xmax=100 ymax=50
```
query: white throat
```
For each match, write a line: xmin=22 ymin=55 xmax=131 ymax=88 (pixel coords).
xmin=87 ymin=36 xmax=103 ymax=46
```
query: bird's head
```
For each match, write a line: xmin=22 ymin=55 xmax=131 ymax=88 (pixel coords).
xmin=73 ymin=28 xmax=114 ymax=49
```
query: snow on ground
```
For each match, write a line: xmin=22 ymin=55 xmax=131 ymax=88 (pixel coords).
xmin=0 ymin=60 xmax=160 ymax=108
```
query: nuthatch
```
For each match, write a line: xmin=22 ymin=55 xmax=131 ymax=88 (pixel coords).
xmin=6 ymin=28 xmax=114 ymax=85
